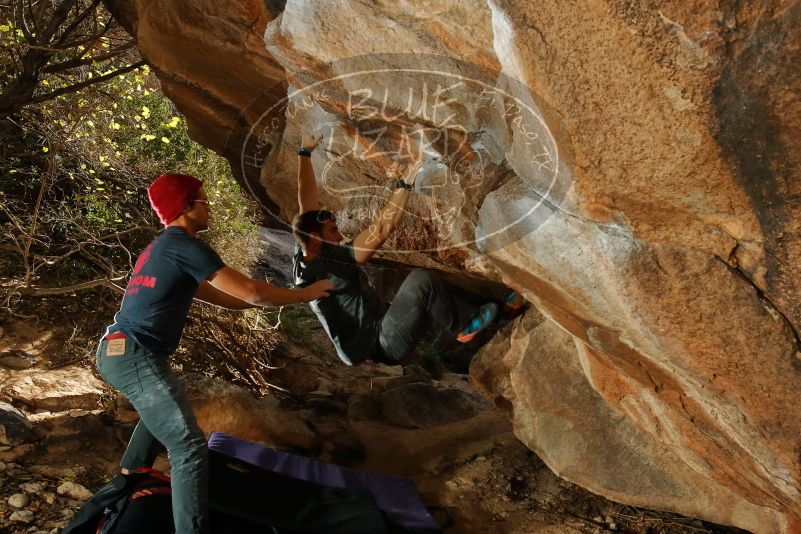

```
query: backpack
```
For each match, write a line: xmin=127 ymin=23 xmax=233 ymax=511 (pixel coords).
xmin=63 ymin=469 xmax=174 ymax=534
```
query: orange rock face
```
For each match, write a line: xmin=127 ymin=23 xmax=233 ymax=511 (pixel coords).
xmin=108 ymin=1 xmax=801 ymax=531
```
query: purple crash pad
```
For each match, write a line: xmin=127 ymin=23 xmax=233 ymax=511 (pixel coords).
xmin=208 ymin=432 xmax=439 ymax=532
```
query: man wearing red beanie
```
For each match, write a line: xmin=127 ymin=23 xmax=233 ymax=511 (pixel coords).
xmin=96 ymin=173 xmax=333 ymax=533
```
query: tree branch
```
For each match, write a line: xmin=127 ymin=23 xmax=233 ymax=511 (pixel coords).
xmin=27 ymin=59 xmax=144 ymax=106
xmin=19 ymin=277 xmax=125 ymax=296
xmin=43 ymin=40 xmax=134 ymax=72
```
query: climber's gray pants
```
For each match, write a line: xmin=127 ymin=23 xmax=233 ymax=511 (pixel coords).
xmin=376 ymin=268 xmax=478 ymax=362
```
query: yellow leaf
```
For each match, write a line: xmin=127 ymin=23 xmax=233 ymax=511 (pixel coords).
xmin=160 ymin=137 xmax=170 ymax=144
xmin=42 ymin=147 xmax=49 ymax=153
xmin=0 ymin=25 xmax=10 ymax=31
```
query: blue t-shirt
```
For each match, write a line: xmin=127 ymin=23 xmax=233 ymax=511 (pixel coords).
xmin=106 ymin=227 xmax=225 ymax=355
xmin=293 ymin=242 xmax=385 ymax=366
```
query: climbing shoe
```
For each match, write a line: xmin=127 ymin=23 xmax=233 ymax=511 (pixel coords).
xmin=457 ymin=302 xmax=499 ymax=343
xmin=503 ymin=292 xmax=527 ymax=319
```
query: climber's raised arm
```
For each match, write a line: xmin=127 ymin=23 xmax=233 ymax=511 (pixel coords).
xmin=297 ymin=133 xmax=323 ymax=214
xmin=352 ymin=160 xmax=421 ymax=265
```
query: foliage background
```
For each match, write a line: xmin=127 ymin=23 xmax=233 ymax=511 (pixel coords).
xmin=0 ymin=2 xmax=285 ymax=394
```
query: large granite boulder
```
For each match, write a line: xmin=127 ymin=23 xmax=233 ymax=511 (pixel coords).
xmin=105 ymin=1 xmax=801 ymax=531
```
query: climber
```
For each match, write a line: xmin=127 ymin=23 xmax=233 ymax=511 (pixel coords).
xmin=95 ymin=173 xmax=333 ymax=534
xmin=292 ymin=134 xmax=502 ymax=367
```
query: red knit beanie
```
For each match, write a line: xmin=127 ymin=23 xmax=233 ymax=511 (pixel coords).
xmin=147 ymin=173 xmax=203 ymax=226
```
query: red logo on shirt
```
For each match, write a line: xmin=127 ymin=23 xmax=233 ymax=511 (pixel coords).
xmin=132 ymin=243 xmax=153 ymax=275
xmin=127 ymin=243 xmax=157 ymax=295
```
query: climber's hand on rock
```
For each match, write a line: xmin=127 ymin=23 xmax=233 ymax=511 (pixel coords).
xmin=301 ymin=133 xmax=323 ymax=152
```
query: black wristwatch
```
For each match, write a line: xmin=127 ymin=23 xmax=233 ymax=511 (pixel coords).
xmin=394 ymin=179 xmax=414 ymax=190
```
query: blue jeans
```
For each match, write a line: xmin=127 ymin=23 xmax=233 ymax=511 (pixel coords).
xmin=96 ymin=336 xmax=208 ymax=534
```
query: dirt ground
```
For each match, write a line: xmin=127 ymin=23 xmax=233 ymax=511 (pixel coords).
xmin=0 ymin=299 xmax=750 ymax=534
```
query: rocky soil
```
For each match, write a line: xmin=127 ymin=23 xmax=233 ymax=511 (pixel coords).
xmin=0 ymin=309 xmax=748 ymax=533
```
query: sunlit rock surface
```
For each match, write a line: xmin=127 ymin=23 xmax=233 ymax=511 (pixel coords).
xmin=107 ymin=1 xmax=801 ymax=531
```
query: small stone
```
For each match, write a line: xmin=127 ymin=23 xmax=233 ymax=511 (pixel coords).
xmin=8 ymin=492 xmax=29 ymax=508
xmin=609 ymin=522 xmax=617 ymax=530
xmin=10 ymin=509 xmax=34 ymax=523
xmin=68 ymin=409 xmax=89 ymax=417
xmin=315 ymin=377 xmax=336 ymax=393
xmin=0 ymin=349 xmax=37 ymax=370
xmin=56 ymin=481 xmax=92 ymax=501
xmin=0 ymin=443 xmax=35 ymax=463
xmin=20 ymin=481 xmax=44 ymax=494
xmin=42 ymin=492 xmax=56 ymax=505
xmin=373 ymin=363 xmax=404 ymax=377
xmin=475 ymin=455 xmax=487 ymax=462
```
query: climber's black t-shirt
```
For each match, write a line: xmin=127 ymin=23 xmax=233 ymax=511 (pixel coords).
xmin=105 ymin=227 xmax=225 ymax=355
xmin=293 ymin=242 xmax=385 ymax=366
